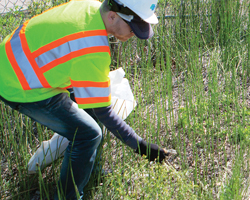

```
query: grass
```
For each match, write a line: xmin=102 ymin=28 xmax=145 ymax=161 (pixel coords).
xmin=1 ymin=0 xmax=250 ymax=199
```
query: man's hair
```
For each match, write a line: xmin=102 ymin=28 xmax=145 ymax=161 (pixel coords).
xmin=100 ymin=0 xmax=136 ymax=17
xmin=100 ymin=0 xmax=111 ymax=13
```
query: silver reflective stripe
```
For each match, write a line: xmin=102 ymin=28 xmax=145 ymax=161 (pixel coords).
xmin=10 ymin=26 xmax=43 ymax=89
xmin=73 ymin=86 xmax=111 ymax=98
xmin=35 ymin=35 xmax=109 ymax=68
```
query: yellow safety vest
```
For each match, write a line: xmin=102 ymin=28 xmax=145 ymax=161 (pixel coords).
xmin=0 ymin=0 xmax=111 ymax=109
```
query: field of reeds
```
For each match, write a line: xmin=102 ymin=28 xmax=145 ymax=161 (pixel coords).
xmin=1 ymin=0 xmax=250 ymax=199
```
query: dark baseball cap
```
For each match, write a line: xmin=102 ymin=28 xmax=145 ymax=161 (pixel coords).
xmin=108 ymin=0 xmax=158 ymax=39
xmin=120 ymin=14 xmax=154 ymax=39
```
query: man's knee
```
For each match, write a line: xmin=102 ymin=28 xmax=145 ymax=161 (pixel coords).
xmin=77 ymin=124 xmax=102 ymax=147
xmin=92 ymin=125 xmax=102 ymax=145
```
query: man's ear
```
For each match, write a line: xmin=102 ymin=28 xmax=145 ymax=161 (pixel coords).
xmin=107 ymin=11 xmax=117 ymax=24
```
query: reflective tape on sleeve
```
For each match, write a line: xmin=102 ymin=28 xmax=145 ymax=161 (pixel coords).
xmin=75 ymin=95 xmax=111 ymax=105
xmin=72 ymin=80 xmax=111 ymax=105
xmin=73 ymin=86 xmax=111 ymax=99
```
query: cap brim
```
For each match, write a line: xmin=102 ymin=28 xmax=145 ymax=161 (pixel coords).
xmin=127 ymin=17 xmax=154 ymax=40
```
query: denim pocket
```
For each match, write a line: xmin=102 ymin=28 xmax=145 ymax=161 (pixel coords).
xmin=62 ymin=98 xmax=74 ymax=112
xmin=16 ymin=104 xmax=32 ymax=116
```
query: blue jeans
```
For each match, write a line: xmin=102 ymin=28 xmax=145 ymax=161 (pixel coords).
xmin=0 ymin=93 xmax=102 ymax=199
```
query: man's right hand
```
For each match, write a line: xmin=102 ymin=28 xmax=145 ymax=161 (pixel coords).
xmin=135 ymin=140 xmax=177 ymax=162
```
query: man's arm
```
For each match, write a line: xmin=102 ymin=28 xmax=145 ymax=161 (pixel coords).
xmin=93 ymin=105 xmax=170 ymax=162
xmin=93 ymin=105 xmax=142 ymax=149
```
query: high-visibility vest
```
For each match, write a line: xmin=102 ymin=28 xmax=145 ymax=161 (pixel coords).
xmin=0 ymin=0 xmax=111 ymax=109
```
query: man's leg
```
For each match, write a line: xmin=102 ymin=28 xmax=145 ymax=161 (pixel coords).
xmin=69 ymin=89 xmax=105 ymax=185
xmin=0 ymin=93 xmax=102 ymax=199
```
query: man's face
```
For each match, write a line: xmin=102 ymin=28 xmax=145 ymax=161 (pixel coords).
xmin=108 ymin=13 xmax=135 ymax=42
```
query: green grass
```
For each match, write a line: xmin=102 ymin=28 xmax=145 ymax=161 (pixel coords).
xmin=1 ymin=0 xmax=250 ymax=199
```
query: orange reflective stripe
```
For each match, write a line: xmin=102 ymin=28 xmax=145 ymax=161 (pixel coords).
xmin=75 ymin=94 xmax=111 ymax=104
xmin=71 ymin=79 xmax=110 ymax=88
xmin=40 ymin=46 xmax=110 ymax=73
xmin=19 ymin=21 xmax=51 ymax=88
xmin=5 ymin=34 xmax=31 ymax=90
xmin=32 ymin=30 xmax=108 ymax=57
